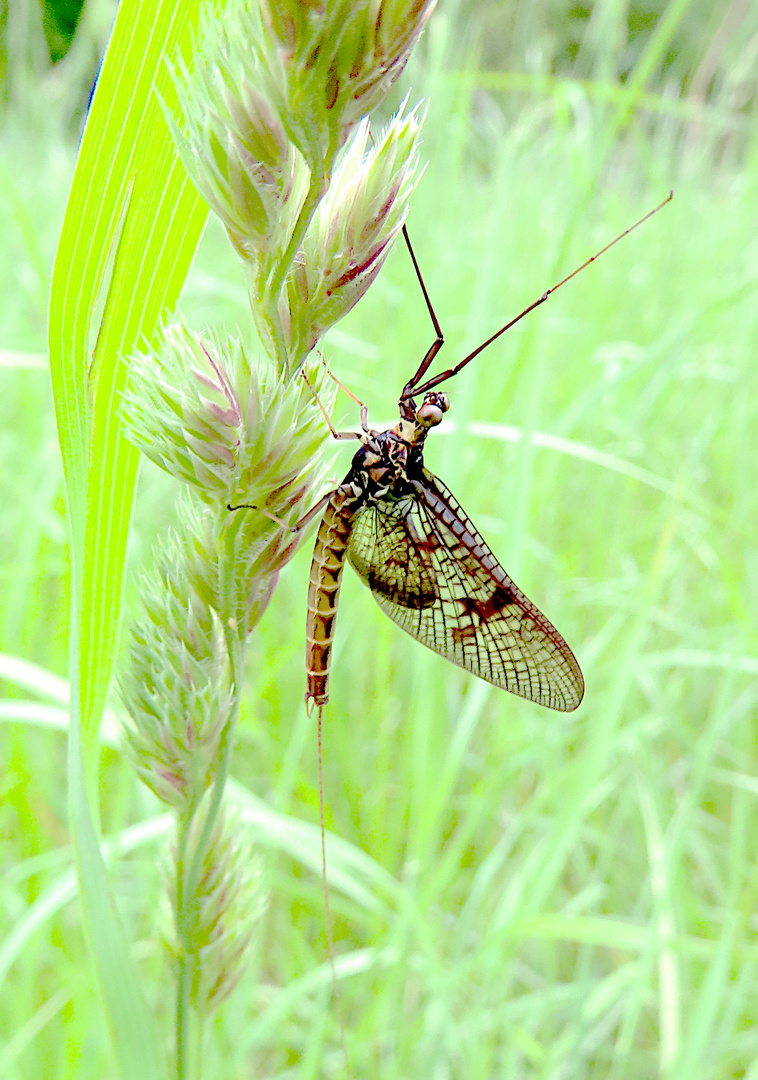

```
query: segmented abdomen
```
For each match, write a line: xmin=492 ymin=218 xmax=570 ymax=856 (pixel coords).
xmin=305 ymin=485 xmax=359 ymax=708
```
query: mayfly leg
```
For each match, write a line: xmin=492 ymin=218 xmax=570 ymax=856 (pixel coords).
xmin=400 ymin=223 xmax=446 ymax=401
xmin=228 ymin=363 xmax=367 ymax=537
xmin=402 ymin=191 xmax=674 ymax=400
xmin=300 ymin=366 xmax=368 ymax=437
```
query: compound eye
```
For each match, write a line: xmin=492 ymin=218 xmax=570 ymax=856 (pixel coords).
xmin=417 ymin=392 xmax=450 ymax=427
xmin=417 ymin=402 xmax=443 ymax=426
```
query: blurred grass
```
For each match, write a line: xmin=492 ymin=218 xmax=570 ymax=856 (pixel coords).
xmin=3 ymin=0 xmax=758 ymax=1077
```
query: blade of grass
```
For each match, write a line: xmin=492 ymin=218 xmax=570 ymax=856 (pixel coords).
xmin=610 ymin=0 xmax=701 ymax=137
xmin=48 ymin=0 xmax=208 ymax=1074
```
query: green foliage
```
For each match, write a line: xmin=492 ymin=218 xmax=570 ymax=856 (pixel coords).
xmin=2 ymin=1 xmax=758 ymax=1078
xmin=47 ymin=1 xmax=208 ymax=1076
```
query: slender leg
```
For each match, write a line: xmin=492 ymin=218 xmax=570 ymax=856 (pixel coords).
xmin=227 ymin=361 xmax=369 ymax=530
xmin=403 ymin=191 xmax=674 ymax=400
xmin=400 ymin=224 xmax=445 ymax=399
xmin=314 ymin=355 xmax=364 ymax=409
xmin=300 ymin=368 xmax=368 ymax=437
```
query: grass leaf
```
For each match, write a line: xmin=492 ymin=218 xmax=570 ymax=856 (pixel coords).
xmin=48 ymin=0 xmax=208 ymax=1073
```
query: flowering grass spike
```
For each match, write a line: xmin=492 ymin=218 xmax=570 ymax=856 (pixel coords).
xmin=119 ymin=0 xmax=435 ymax=1066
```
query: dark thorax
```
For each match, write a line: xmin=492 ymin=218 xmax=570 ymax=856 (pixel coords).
xmin=343 ymin=390 xmax=451 ymax=505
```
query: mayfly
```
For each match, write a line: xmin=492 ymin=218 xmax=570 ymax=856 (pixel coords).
xmin=303 ymin=194 xmax=672 ymax=715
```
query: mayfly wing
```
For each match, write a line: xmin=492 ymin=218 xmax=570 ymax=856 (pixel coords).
xmin=346 ymin=490 xmax=438 ymax=610
xmin=346 ymin=468 xmax=584 ymax=711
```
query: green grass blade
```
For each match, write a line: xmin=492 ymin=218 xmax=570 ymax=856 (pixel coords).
xmin=611 ymin=0 xmax=700 ymax=135
xmin=48 ymin=0 xmax=208 ymax=1074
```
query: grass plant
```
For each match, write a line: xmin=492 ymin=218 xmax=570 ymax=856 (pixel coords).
xmin=2 ymin=1 xmax=758 ymax=1077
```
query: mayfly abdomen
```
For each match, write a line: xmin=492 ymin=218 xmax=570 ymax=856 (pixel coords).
xmin=305 ymin=486 xmax=360 ymax=708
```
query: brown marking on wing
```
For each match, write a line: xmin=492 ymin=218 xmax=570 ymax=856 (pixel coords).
xmin=454 ymin=583 xmax=517 ymax=626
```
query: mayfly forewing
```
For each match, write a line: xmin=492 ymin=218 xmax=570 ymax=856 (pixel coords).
xmin=346 ymin=467 xmax=584 ymax=711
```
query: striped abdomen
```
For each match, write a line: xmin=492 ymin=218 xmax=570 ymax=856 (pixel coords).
xmin=305 ymin=485 xmax=360 ymax=708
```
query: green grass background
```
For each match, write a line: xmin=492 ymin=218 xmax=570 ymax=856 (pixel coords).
xmin=2 ymin=0 xmax=758 ymax=1076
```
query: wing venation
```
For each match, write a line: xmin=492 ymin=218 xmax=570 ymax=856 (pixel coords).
xmin=346 ymin=469 xmax=584 ymax=711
